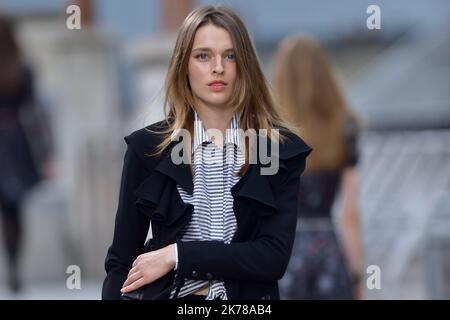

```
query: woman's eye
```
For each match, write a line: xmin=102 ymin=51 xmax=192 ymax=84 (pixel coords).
xmin=195 ymin=53 xmax=209 ymax=61
xmin=227 ymin=53 xmax=236 ymax=61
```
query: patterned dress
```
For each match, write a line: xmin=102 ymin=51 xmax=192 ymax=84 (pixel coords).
xmin=279 ymin=117 xmax=359 ymax=300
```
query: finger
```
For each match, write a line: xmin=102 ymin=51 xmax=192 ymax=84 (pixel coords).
xmin=132 ymin=255 xmax=142 ymax=268
xmin=121 ymin=277 xmax=146 ymax=293
xmin=122 ymin=271 xmax=141 ymax=288
xmin=128 ymin=266 xmax=138 ymax=276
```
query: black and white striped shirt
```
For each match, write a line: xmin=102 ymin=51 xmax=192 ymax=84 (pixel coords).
xmin=170 ymin=111 xmax=244 ymax=300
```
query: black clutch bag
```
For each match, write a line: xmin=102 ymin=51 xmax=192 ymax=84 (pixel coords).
xmin=120 ymin=239 xmax=183 ymax=300
xmin=120 ymin=238 xmax=153 ymax=300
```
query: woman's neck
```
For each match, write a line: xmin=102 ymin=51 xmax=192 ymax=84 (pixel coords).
xmin=194 ymin=104 xmax=234 ymax=148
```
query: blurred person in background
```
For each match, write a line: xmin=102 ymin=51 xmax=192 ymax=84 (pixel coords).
xmin=271 ymin=35 xmax=364 ymax=299
xmin=0 ymin=15 xmax=53 ymax=293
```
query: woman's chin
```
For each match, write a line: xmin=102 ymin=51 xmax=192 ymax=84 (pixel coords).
xmin=200 ymin=98 xmax=232 ymax=108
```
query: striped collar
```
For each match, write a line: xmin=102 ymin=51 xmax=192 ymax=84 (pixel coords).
xmin=192 ymin=110 xmax=243 ymax=154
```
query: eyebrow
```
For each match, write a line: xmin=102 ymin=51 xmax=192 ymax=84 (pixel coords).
xmin=191 ymin=47 xmax=235 ymax=53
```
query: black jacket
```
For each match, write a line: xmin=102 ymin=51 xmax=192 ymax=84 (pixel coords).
xmin=102 ymin=120 xmax=311 ymax=300
xmin=0 ymin=66 xmax=52 ymax=204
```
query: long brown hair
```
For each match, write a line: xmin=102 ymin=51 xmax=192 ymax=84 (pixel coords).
xmin=148 ymin=5 xmax=299 ymax=176
xmin=271 ymin=35 xmax=359 ymax=173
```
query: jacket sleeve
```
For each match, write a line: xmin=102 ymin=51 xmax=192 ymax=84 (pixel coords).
xmin=176 ymin=150 xmax=310 ymax=282
xmin=18 ymin=66 xmax=54 ymax=170
xmin=101 ymin=139 xmax=151 ymax=299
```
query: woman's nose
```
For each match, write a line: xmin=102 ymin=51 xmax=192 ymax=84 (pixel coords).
xmin=213 ymin=57 xmax=224 ymax=74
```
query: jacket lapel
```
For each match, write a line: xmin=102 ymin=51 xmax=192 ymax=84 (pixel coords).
xmin=153 ymin=141 xmax=194 ymax=195
xmin=231 ymin=130 xmax=312 ymax=214
xmin=231 ymin=162 xmax=277 ymax=210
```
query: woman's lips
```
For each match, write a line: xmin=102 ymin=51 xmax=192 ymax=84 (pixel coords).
xmin=208 ymin=82 xmax=226 ymax=91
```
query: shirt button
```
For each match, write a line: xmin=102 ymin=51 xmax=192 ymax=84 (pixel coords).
xmin=206 ymin=272 xmax=213 ymax=280
xmin=191 ymin=270 xmax=198 ymax=278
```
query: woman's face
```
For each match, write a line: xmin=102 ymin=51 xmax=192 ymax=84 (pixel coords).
xmin=188 ymin=24 xmax=237 ymax=111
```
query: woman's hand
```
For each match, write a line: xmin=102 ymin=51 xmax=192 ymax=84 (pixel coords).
xmin=353 ymin=281 xmax=365 ymax=300
xmin=121 ymin=244 xmax=176 ymax=294
xmin=41 ymin=158 xmax=57 ymax=181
